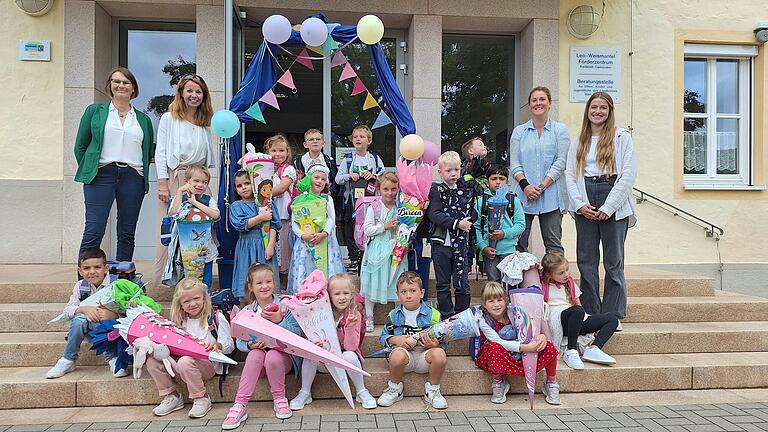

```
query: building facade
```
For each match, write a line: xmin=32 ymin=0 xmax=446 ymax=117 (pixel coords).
xmin=2 ymin=0 xmax=766 ymax=287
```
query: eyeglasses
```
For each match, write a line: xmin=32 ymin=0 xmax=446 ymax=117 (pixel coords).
xmin=110 ymin=79 xmax=133 ymax=86
xmin=182 ymin=74 xmax=205 ymax=83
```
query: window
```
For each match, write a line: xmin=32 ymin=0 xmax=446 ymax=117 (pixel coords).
xmin=683 ymin=44 xmax=756 ymax=189
xmin=442 ymin=34 xmax=514 ymax=165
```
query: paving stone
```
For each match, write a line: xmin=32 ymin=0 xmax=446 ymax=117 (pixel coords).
xmin=610 ymin=413 xmax=641 ymax=427
xmin=166 ymin=421 xmax=207 ymax=428
xmin=374 ymin=414 xmax=395 ymax=428
xmin=358 ymin=429 xmax=396 ymax=432
xmin=392 ymin=420 xmax=415 ymax=432
xmin=426 ymin=412 xmax=446 ymax=419
xmin=515 ymin=410 xmax=541 ymax=423
xmin=731 ymin=404 xmax=767 ymax=410
xmin=318 ymin=421 xmax=337 ymax=432
xmin=672 ymin=405 xmax=709 ymax=411
xmin=495 ymin=412 xmax=524 ymax=423
xmin=563 ymin=422 xmax=591 ymax=432
xmin=354 ymin=414 xmax=375 ymax=422
xmin=680 ymin=411 xmax=715 ymax=425
xmin=683 ymin=425 xmax=727 ymax=432
xmin=654 ymin=406 xmax=684 ymax=418
xmin=446 ymin=411 xmax=469 ymax=425
xmin=700 ymin=411 xmax=738 ymax=417
xmin=47 ymin=425 xmax=70 ymax=431
xmin=240 ymin=425 xmax=263 ymax=432
xmin=635 ymin=419 xmax=669 ymax=432
xmin=607 ymin=427 xmax=647 ymax=432
xmin=627 ymin=411 xmax=666 ymax=420
xmin=490 ymin=425 xmax=514 ymax=432
xmin=319 ymin=415 xmax=356 ymax=423
xmin=555 ymin=414 xmax=595 ymax=422
xmin=724 ymin=416 xmax=766 ymax=424
xmin=601 ymin=406 xmax=637 ymax=414
xmin=468 ymin=417 xmax=493 ymax=432
xmin=630 ymin=406 xmax=657 ymax=412
xmin=466 ymin=411 xmax=501 ymax=418
xmin=412 ymin=419 xmax=450 ymax=428
xmin=181 ymin=426 xmax=221 ymax=432
xmin=716 ymin=405 xmax=750 ymax=416
xmin=657 ymin=418 xmax=696 ymax=426
xmin=89 ymin=423 xmax=134 ymax=430
xmin=437 ymin=427 xmax=476 ymax=432
xmin=583 ymin=407 xmax=614 ymax=421
xmin=391 ymin=413 xmax=429 ymax=421
xmin=301 ymin=416 xmax=320 ymax=430
xmin=128 ymin=423 xmax=150 ymax=429
xmin=261 ymin=423 xmax=301 ymax=431
xmin=337 ymin=421 xmax=376 ymax=429
xmin=64 ymin=426 xmax=88 ymax=432
xmin=162 ymin=427 xmax=184 ymax=432
xmin=744 ymin=410 xmax=768 ymax=422
xmin=141 ymin=421 xmax=169 ymax=432
xmin=8 ymin=426 xmax=49 ymax=432
xmin=538 ymin=415 xmax=567 ymax=429
xmin=587 ymin=420 xmax=624 ymax=428
xmin=738 ymin=425 xmax=766 ymax=432
xmin=506 ymin=424 xmax=550 ymax=431
xmin=706 ymin=417 xmax=745 ymax=432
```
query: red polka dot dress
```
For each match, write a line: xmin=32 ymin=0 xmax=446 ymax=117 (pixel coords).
xmin=474 ymin=317 xmax=559 ymax=376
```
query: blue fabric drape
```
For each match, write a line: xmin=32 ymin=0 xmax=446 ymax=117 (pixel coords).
xmin=218 ymin=16 xmax=416 ymax=260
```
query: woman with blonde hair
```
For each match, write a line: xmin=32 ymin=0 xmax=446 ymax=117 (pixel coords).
xmin=154 ymin=74 xmax=216 ymax=286
xmin=564 ymin=92 xmax=637 ymax=327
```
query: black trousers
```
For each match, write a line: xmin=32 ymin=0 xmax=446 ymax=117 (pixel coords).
xmin=560 ymin=305 xmax=618 ymax=349
xmin=432 ymin=242 xmax=470 ymax=319
xmin=343 ymin=197 xmax=361 ymax=262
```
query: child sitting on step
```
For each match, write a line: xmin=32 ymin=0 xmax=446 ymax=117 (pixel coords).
xmin=475 ymin=282 xmax=561 ymax=405
xmin=540 ymin=252 xmax=618 ymax=369
xmin=46 ymin=247 xmax=127 ymax=379
xmin=377 ymin=271 xmax=448 ymax=409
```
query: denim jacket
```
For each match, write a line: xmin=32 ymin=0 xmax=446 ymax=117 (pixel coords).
xmin=379 ymin=301 xmax=445 ymax=350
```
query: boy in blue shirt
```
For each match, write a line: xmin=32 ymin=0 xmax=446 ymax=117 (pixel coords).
xmin=377 ymin=272 xmax=448 ymax=409
xmin=474 ymin=165 xmax=526 ymax=282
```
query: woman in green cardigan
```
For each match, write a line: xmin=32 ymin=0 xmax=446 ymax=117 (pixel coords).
xmin=74 ymin=67 xmax=154 ymax=261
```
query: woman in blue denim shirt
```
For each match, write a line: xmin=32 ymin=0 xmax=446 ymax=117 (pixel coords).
xmin=509 ymin=86 xmax=571 ymax=254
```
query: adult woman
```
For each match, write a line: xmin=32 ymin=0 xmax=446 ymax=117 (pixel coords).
xmin=509 ymin=86 xmax=571 ymax=254
xmin=154 ymin=74 xmax=215 ymax=284
xmin=74 ymin=67 xmax=154 ymax=261
xmin=565 ymin=92 xmax=637 ymax=324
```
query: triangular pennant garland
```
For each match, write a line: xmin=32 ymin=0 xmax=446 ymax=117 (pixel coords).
xmin=296 ymin=49 xmax=314 ymax=70
xmin=321 ymin=35 xmax=339 ymax=53
xmin=330 ymin=51 xmax=348 ymax=68
xmin=307 ymin=45 xmax=325 ymax=56
xmin=245 ymin=102 xmax=266 ymax=124
xmin=372 ymin=110 xmax=392 ymax=129
xmin=339 ymin=62 xmax=356 ymax=82
xmin=350 ymin=77 xmax=367 ymax=96
xmin=362 ymin=92 xmax=379 ymax=110
xmin=277 ymin=70 xmax=296 ymax=90
xmin=259 ymin=89 xmax=280 ymax=110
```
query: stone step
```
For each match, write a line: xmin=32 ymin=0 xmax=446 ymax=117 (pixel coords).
xmin=3 ymin=292 xmax=767 ymax=333
xmin=1 ymin=352 xmax=766 ymax=409
xmin=8 ymin=321 xmax=768 ymax=369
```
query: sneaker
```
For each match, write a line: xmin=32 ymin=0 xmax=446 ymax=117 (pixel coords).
xmin=365 ymin=316 xmax=375 ymax=333
xmin=188 ymin=395 xmax=212 ymax=418
xmin=377 ymin=380 xmax=403 ymax=407
xmin=274 ymin=397 xmax=292 ymax=419
xmin=562 ymin=349 xmax=585 ymax=370
xmin=490 ymin=380 xmax=510 ymax=404
xmin=152 ymin=394 xmax=185 ymax=416
xmin=615 ymin=321 xmax=623 ymax=332
xmin=221 ymin=403 xmax=248 ymax=430
xmin=289 ymin=390 xmax=312 ymax=410
xmin=108 ymin=358 xmax=129 ymax=378
xmin=542 ymin=382 xmax=561 ymax=405
xmin=424 ymin=382 xmax=448 ymax=409
xmin=356 ymin=389 xmax=377 ymax=409
xmin=46 ymin=357 xmax=76 ymax=379
xmin=582 ymin=346 xmax=616 ymax=365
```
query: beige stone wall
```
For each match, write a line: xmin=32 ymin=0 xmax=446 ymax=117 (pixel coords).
xmin=557 ymin=0 xmax=768 ymax=266
xmin=0 ymin=0 xmax=64 ymax=180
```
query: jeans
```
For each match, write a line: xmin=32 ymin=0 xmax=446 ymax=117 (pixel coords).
xmin=483 ymin=253 xmax=509 ymax=283
xmin=575 ymin=177 xmax=629 ymax=320
xmin=432 ymin=242 xmax=470 ymax=319
xmin=517 ymin=209 xmax=565 ymax=254
xmin=63 ymin=314 xmax=114 ymax=361
xmin=80 ymin=164 xmax=145 ymax=261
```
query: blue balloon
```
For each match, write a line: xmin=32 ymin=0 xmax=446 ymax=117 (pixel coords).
xmin=211 ymin=109 xmax=240 ymax=139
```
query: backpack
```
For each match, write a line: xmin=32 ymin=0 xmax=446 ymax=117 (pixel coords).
xmin=342 ymin=150 xmax=382 ymax=208
xmin=352 ymin=197 xmax=384 ymax=251
xmin=207 ymin=307 xmax=234 ymax=397
xmin=276 ymin=163 xmax=300 ymax=202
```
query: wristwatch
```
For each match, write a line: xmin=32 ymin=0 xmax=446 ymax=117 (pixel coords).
xmin=538 ymin=183 xmax=547 ymax=190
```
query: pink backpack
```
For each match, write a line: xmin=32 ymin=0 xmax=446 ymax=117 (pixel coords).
xmin=353 ymin=197 xmax=384 ymax=251
xmin=276 ymin=163 xmax=300 ymax=201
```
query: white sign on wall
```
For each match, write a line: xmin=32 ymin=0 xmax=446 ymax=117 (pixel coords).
xmin=569 ymin=47 xmax=621 ymax=102
xmin=18 ymin=40 xmax=51 ymax=61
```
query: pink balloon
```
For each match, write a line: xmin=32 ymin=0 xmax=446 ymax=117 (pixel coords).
xmin=421 ymin=140 xmax=440 ymax=165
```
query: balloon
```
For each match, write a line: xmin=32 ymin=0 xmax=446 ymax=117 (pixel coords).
xmin=262 ymin=15 xmax=292 ymax=45
xmin=300 ymin=17 xmax=328 ymax=47
xmin=357 ymin=15 xmax=384 ymax=45
xmin=421 ymin=140 xmax=440 ymax=165
xmin=211 ymin=110 xmax=240 ymax=139
xmin=400 ymin=134 xmax=425 ymax=161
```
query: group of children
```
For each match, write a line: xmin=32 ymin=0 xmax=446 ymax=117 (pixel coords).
xmin=47 ymin=127 xmax=621 ymax=424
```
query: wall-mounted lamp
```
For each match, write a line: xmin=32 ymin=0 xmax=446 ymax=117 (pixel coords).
xmin=15 ymin=0 xmax=55 ymax=16
xmin=567 ymin=5 xmax=601 ymax=39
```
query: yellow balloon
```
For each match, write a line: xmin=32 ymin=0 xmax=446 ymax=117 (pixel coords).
xmin=400 ymin=134 xmax=425 ymax=160
xmin=357 ymin=15 xmax=384 ymax=45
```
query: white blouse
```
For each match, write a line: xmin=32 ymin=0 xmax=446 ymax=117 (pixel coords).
xmin=100 ymin=102 xmax=144 ymax=174
xmin=155 ymin=112 xmax=215 ymax=179
xmin=362 ymin=202 xmax=393 ymax=237
xmin=182 ymin=311 xmax=234 ymax=374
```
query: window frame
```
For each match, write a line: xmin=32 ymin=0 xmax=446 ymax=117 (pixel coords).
xmin=683 ymin=44 xmax=756 ymax=190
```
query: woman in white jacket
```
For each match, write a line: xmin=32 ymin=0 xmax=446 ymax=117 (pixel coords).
xmin=565 ymin=92 xmax=636 ymax=325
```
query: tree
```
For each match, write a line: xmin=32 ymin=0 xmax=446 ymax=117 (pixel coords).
xmin=146 ymin=56 xmax=197 ymax=117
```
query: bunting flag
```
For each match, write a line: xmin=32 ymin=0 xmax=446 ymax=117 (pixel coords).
xmin=350 ymin=77 xmax=367 ymax=96
xmin=330 ymin=51 xmax=348 ymax=68
xmin=307 ymin=45 xmax=325 ymax=56
xmin=296 ymin=49 xmax=314 ymax=70
xmin=339 ymin=62 xmax=356 ymax=81
xmin=245 ymin=102 xmax=266 ymax=124
xmin=321 ymin=35 xmax=339 ymax=54
xmin=277 ymin=70 xmax=296 ymax=90
xmin=259 ymin=89 xmax=280 ymax=110
xmin=372 ymin=110 xmax=392 ymax=129
xmin=363 ymin=92 xmax=379 ymax=110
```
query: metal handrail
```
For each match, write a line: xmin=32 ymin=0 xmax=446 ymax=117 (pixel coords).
xmin=632 ymin=187 xmax=724 ymax=239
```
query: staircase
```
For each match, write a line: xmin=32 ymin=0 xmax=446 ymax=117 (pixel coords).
xmin=0 ymin=263 xmax=767 ymax=410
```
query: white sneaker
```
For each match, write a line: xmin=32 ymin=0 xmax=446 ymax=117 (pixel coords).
xmin=188 ymin=395 xmax=212 ymax=418
xmin=289 ymin=391 xmax=312 ymax=410
xmin=562 ymin=349 xmax=585 ymax=370
xmin=582 ymin=346 xmax=616 ymax=365
xmin=365 ymin=316 xmax=375 ymax=333
xmin=356 ymin=389 xmax=377 ymax=409
xmin=108 ymin=358 xmax=129 ymax=378
xmin=542 ymin=382 xmax=561 ymax=405
xmin=615 ymin=321 xmax=623 ymax=332
xmin=46 ymin=357 xmax=76 ymax=379
xmin=424 ymin=382 xmax=448 ymax=409
xmin=377 ymin=381 xmax=403 ymax=407
xmin=490 ymin=380 xmax=510 ymax=404
xmin=153 ymin=394 xmax=185 ymax=416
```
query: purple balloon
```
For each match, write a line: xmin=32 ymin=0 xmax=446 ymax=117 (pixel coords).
xmin=421 ymin=140 xmax=440 ymax=165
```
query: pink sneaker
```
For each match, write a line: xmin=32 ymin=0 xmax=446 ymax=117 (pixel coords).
xmin=221 ymin=403 xmax=248 ymax=430
xmin=274 ymin=397 xmax=292 ymax=419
